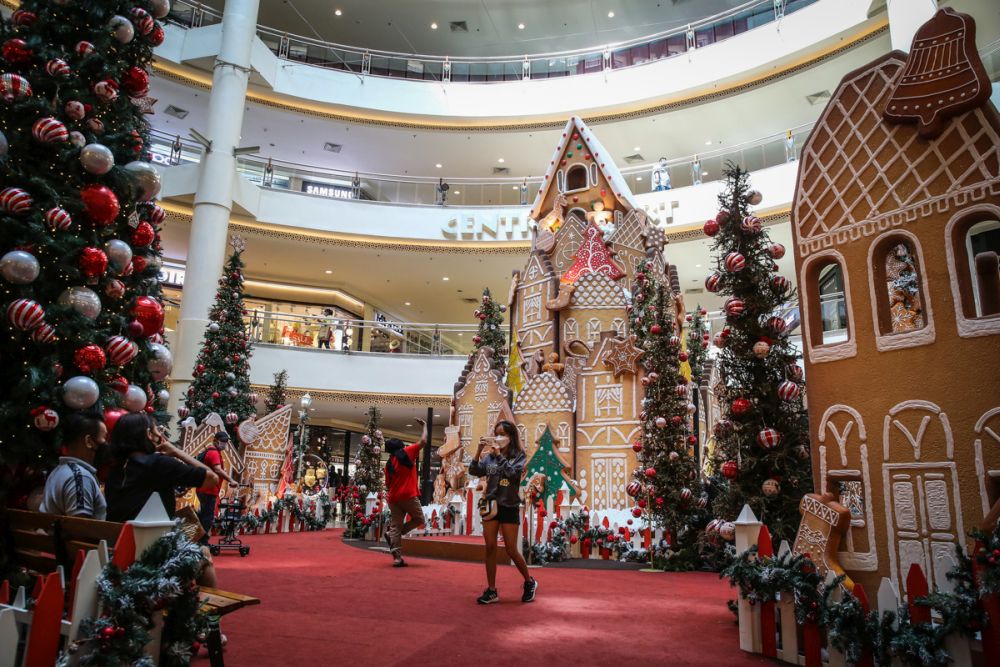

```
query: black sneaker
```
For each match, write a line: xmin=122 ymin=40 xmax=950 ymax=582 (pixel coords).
xmin=522 ymin=578 xmax=538 ymax=603
xmin=392 ymin=559 xmax=408 ymax=568
xmin=476 ymin=588 xmax=499 ymax=605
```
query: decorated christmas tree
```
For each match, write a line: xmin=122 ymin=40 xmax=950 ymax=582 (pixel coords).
xmin=471 ymin=287 xmax=506 ymax=374
xmin=629 ymin=260 xmax=705 ymax=561
xmin=521 ymin=425 xmax=576 ymax=505
xmin=182 ymin=238 xmax=255 ymax=441
xmin=353 ymin=405 xmax=384 ymax=494
xmin=0 ymin=0 xmax=171 ymax=471
xmin=685 ymin=306 xmax=710 ymax=386
xmin=264 ymin=368 xmax=288 ymax=413
xmin=703 ymin=164 xmax=811 ymax=545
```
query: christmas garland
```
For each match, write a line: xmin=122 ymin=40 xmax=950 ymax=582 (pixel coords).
xmin=62 ymin=528 xmax=208 ymax=667
xmin=334 ymin=484 xmax=385 ymax=539
xmin=722 ymin=540 xmax=988 ymax=667
xmin=239 ymin=494 xmax=332 ymax=532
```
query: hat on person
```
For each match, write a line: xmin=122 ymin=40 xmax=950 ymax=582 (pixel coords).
xmin=389 ymin=339 xmax=400 ymax=350
xmin=214 ymin=431 xmax=230 ymax=442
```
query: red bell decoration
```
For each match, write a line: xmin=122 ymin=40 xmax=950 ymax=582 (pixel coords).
xmin=80 ymin=184 xmax=120 ymax=225
xmin=777 ymin=380 xmax=801 ymax=402
xmin=703 ymin=219 xmax=719 ymax=236
xmin=130 ymin=296 xmax=163 ymax=338
xmin=74 ymin=344 xmax=107 ymax=373
xmin=757 ymin=427 xmax=782 ymax=450
xmin=132 ymin=222 xmax=155 ymax=247
xmin=724 ymin=252 xmax=746 ymax=273
xmin=731 ymin=397 xmax=751 ymax=416
xmin=104 ymin=407 xmax=127 ymax=434
xmin=121 ymin=66 xmax=149 ymax=97
xmin=721 ymin=460 xmax=739 ymax=479
xmin=705 ymin=273 xmax=721 ymax=293
xmin=79 ymin=247 xmax=108 ymax=279
xmin=2 ymin=38 xmax=32 ymax=65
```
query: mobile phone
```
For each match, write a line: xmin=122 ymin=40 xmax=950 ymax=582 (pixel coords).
xmin=481 ymin=436 xmax=497 ymax=446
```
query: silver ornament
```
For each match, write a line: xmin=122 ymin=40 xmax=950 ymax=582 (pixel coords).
xmin=225 ymin=372 xmax=236 ymax=381
xmin=104 ymin=239 xmax=133 ymax=273
xmin=109 ymin=15 xmax=135 ymax=44
xmin=63 ymin=376 xmax=100 ymax=409
xmin=0 ymin=130 xmax=7 ymax=157
xmin=80 ymin=143 xmax=114 ymax=175
xmin=123 ymin=160 xmax=161 ymax=200
xmin=0 ymin=250 xmax=40 ymax=284
xmin=124 ymin=384 xmax=147 ymax=412
xmin=149 ymin=0 xmax=171 ymax=19
xmin=747 ymin=190 xmax=763 ymax=206
xmin=208 ymin=322 xmax=220 ymax=333
xmin=228 ymin=387 xmax=238 ymax=397
xmin=69 ymin=132 xmax=86 ymax=148
xmin=58 ymin=286 xmax=101 ymax=319
xmin=147 ymin=342 xmax=173 ymax=381
xmin=157 ymin=389 xmax=170 ymax=404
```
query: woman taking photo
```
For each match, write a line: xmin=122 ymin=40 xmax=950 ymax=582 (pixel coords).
xmin=468 ymin=420 xmax=537 ymax=604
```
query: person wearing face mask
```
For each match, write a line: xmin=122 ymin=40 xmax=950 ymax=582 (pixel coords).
xmin=40 ymin=410 xmax=110 ymax=520
xmin=469 ymin=420 xmax=537 ymax=604
xmin=105 ymin=413 xmax=219 ymax=522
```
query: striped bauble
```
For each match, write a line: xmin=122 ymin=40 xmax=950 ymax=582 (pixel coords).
xmin=32 ymin=117 xmax=69 ymax=143
xmin=106 ymin=335 xmax=138 ymax=366
xmin=0 ymin=187 xmax=33 ymax=215
xmin=7 ymin=298 xmax=44 ymax=331
xmin=44 ymin=207 xmax=72 ymax=230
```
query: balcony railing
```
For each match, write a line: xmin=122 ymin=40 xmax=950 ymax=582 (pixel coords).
xmin=165 ymin=0 xmax=819 ymax=84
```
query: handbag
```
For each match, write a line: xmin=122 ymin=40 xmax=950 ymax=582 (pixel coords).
xmin=478 ymin=497 xmax=498 ymax=521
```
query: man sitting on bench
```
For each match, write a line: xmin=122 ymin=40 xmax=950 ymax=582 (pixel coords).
xmin=40 ymin=410 xmax=108 ymax=520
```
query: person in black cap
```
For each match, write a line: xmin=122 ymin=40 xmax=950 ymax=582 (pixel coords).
xmin=196 ymin=431 xmax=239 ymax=545
xmin=383 ymin=419 xmax=427 ymax=567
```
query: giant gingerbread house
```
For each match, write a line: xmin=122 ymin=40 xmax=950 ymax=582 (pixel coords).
xmin=790 ymin=8 xmax=1000 ymax=597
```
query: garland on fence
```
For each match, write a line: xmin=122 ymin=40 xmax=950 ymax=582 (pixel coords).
xmin=62 ymin=527 xmax=208 ymax=667
xmin=722 ymin=536 xmax=990 ymax=667
xmin=239 ymin=494 xmax=332 ymax=532
xmin=334 ymin=484 xmax=385 ymax=539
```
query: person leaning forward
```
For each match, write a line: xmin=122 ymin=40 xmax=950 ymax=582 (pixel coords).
xmin=383 ymin=419 xmax=427 ymax=567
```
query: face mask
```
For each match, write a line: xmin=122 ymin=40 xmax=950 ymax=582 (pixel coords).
xmin=93 ymin=442 xmax=110 ymax=467
xmin=495 ymin=435 xmax=510 ymax=447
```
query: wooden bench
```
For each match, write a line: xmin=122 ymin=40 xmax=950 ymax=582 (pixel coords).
xmin=3 ymin=509 xmax=260 ymax=667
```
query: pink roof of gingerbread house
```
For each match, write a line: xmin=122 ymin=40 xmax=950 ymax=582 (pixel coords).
xmin=529 ymin=116 xmax=639 ymax=221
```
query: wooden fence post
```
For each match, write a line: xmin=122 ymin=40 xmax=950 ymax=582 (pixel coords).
xmin=757 ymin=526 xmax=777 ymax=658
xmin=852 ymin=583 xmax=875 ymax=667
xmin=775 ymin=540 xmax=799 ymax=664
xmin=734 ymin=504 xmax=762 ymax=654
xmin=825 ymin=571 xmax=847 ymax=667
xmin=23 ymin=572 xmax=63 ymax=667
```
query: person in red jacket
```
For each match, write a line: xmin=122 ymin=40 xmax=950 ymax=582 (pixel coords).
xmin=383 ymin=418 xmax=427 ymax=567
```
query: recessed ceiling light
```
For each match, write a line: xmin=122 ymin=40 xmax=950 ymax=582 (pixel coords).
xmin=334 ymin=8 xmax=342 ymax=16
xmin=453 ymin=190 xmax=460 ymax=195
xmin=430 ymin=22 xmax=438 ymax=29
xmin=518 ymin=23 xmax=525 ymax=29
xmin=404 ymin=301 xmax=411 ymax=306
xmin=701 ymin=171 xmax=709 ymax=176
xmin=695 ymin=264 xmax=702 ymax=268
xmin=497 ymin=158 xmax=505 ymax=163
xmin=406 ymin=424 xmax=413 ymax=427
xmin=636 ymin=176 xmax=643 ymax=181
xmin=633 ymin=146 xmax=641 ymax=151
xmin=705 ymin=140 xmax=712 ymax=145
xmin=512 ymin=186 xmax=519 ymax=190
xmin=458 ymin=332 xmax=464 ymax=336
xmin=435 ymin=163 xmax=442 ymax=168
xmin=442 ymin=276 xmax=450 ymax=281
xmin=607 ymin=11 xmax=615 ymax=18
xmin=324 ymin=270 xmax=332 ymax=274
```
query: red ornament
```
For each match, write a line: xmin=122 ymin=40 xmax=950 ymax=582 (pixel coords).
xmin=11 ymin=9 xmax=37 ymax=26
xmin=32 ymin=406 xmax=59 ymax=431
xmin=0 ymin=187 xmax=33 ymax=215
xmin=131 ymin=255 xmax=148 ymax=273
xmin=79 ymin=247 xmax=108 ymax=278
xmin=670 ymin=415 xmax=683 ymax=427
xmin=472 ymin=335 xmax=482 ymax=344
xmin=766 ymin=316 xmax=787 ymax=334
xmin=777 ymin=380 xmax=800 ymax=402
xmin=30 ymin=323 xmax=56 ymax=344
xmin=703 ymin=219 xmax=719 ymax=236
xmin=705 ymin=273 xmax=721 ymax=293
xmin=92 ymin=79 xmax=119 ymax=103
xmin=644 ymin=467 xmax=656 ymax=479
xmin=74 ymin=344 xmax=107 ymax=373
xmin=631 ymin=508 xmax=643 ymax=518
xmin=715 ymin=210 xmax=730 ymax=224
xmin=7 ymin=298 xmax=44 ymax=331
xmin=772 ymin=275 xmax=790 ymax=293
xmin=130 ymin=7 xmax=155 ymax=35
xmin=678 ymin=351 xmax=689 ymax=362
xmin=148 ymin=24 xmax=165 ymax=47
xmin=106 ymin=335 xmax=138 ymax=366
xmin=721 ymin=460 xmax=739 ymax=479
xmin=45 ymin=207 xmax=72 ymax=230
xmin=75 ymin=41 xmax=95 ymax=57
xmin=626 ymin=481 xmax=641 ymax=497
xmin=756 ymin=427 xmax=782 ymax=450
xmin=631 ymin=441 xmax=643 ymax=453
xmin=126 ymin=320 xmax=145 ymax=338
xmin=724 ymin=252 xmax=746 ymax=273
xmin=211 ymin=391 xmax=221 ymax=399
xmin=108 ymin=376 xmax=129 ymax=395
xmin=731 ymin=398 xmax=751 ymax=416
xmin=2 ymin=39 xmax=32 ymax=65
xmin=0 ymin=73 xmax=31 ymax=103
xmin=724 ymin=297 xmax=745 ymax=317
xmin=130 ymin=296 xmax=164 ymax=338
xmin=32 ymin=117 xmax=69 ymax=143
xmin=121 ymin=66 xmax=149 ymax=97
xmin=132 ymin=222 xmax=155 ymax=247
xmin=649 ymin=323 xmax=662 ymax=335
xmin=80 ymin=185 xmax=120 ymax=225
xmin=45 ymin=58 xmax=71 ymax=78
xmin=146 ymin=204 xmax=166 ymax=226
xmin=740 ymin=216 xmax=762 ymax=234
xmin=105 ymin=279 xmax=125 ymax=299
xmin=570 ymin=535 xmax=578 ymax=544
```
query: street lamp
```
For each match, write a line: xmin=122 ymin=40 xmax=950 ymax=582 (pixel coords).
xmin=296 ymin=393 xmax=313 ymax=480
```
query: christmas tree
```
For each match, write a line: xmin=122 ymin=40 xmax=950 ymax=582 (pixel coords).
xmin=703 ymin=164 xmax=811 ymax=545
xmin=685 ymin=306 xmax=710 ymax=386
xmin=0 ymin=0 xmax=171 ymax=470
xmin=629 ymin=260 xmax=705 ymax=559
xmin=471 ymin=288 xmax=506 ymax=374
xmin=521 ymin=425 xmax=576 ymax=504
xmin=264 ymin=368 xmax=288 ymax=413
xmin=183 ymin=238 xmax=255 ymax=441
xmin=353 ymin=405 xmax=384 ymax=494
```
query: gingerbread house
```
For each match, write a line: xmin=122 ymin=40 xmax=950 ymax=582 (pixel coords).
xmin=791 ymin=8 xmax=1000 ymax=596
xmin=452 ymin=347 xmax=510 ymax=460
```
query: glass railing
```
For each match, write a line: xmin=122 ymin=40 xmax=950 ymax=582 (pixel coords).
xmin=148 ymin=124 xmax=813 ymax=207
xmin=165 ymin=0 xmax=819 ymax=84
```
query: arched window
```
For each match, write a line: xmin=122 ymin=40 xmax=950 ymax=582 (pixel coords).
xmin=565 ymin=164 xmax=588 ymax=192
xmin=867 ymin=231 xmax=935 ymax=350
xmin=945 ymin=205 xmax=1000 ymax=337
xmin=564 ymin=317 xmax=578 ymax=341
xmin=800 ymin=250 xmax=856 ymax=363
xmin=589 ymin=163 xmax=599 ymax=186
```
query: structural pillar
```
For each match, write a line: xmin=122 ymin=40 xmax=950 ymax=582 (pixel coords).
xmin=169 ymin=0 xmax=261 ymax=416
xmin=886 ymin=0 xmax=937 ymax=52
xmin=421 ymin=407 xmax=434 ymax=504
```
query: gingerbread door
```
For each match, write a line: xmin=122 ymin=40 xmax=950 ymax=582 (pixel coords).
xmin=588 ymin=453 xmax=628 ymax=510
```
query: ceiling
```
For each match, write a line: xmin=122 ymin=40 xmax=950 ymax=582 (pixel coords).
xmin=196 ymin=0 xmax=749 ymax=58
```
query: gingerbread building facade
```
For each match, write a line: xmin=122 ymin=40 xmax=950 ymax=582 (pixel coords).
xmin=791 ymin=8 xmax=1000 ymax=596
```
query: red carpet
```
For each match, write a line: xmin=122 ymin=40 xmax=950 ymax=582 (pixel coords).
xmin=203 ymin=529 xmax=772 ymax=666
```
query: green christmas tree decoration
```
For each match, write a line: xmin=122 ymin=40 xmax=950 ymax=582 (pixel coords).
xmin=522 ymin=424 xmax=576 ymax=504
xmin=471 ymin=287 xmax=506 ymax=374
xmin=264 ymin=368 xmax=288 ymax=413
xmin=183 ymin=238 xmax=255 ymax=442
xmin=353 ymin=405 xmax=385 ymax=494
xmin=630 ymin=260 xmax=705 ymax=556
xmin=705 ymin=164 xmax=812 ymax=546
xmin=0 ymin=0 xmax=170 ymax=472
xmin=686 ymin=305 xmax=710 ymax=387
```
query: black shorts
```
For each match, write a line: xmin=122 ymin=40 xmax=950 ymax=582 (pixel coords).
xmin=492 ymin=504 xmax=520 ymax=525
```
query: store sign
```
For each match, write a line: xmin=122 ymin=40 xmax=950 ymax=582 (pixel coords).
xmin=441 ymin=213 xmax=531 ymax=241
xmin=374 ymin=311 xmax=403 ymax=335
xmin=302 ymin=180 xmax=354 ymax=200
xmin=159 ymin=264 xmax=186 ymax=287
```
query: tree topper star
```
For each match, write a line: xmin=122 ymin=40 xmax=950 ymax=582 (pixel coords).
xmin=602 ymin=334 xmax=644 ymax=377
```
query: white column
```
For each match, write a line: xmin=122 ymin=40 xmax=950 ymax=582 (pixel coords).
xmin=169 ymin=0 xmax=261 ymax=414
xmin=887 ymin=0 xmax=937 ymax=52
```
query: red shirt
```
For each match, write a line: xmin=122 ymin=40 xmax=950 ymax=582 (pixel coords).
xmin=197 ymin=448 xmax=223 ymax=496
xmin=385 ymin=443 xmax=421 ymax=504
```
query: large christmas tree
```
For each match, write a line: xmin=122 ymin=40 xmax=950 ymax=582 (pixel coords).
xmin=0 ymin=0 xmax=171 ymax=470
xmin=629 ymin=260 xmax=705 ymax=561
xmin=353 ymin=405 xmax=384 ymax=494
xmin=704 ymin=164 xmax=811 ymax=545
xmin=182 ymin=239 xmax=255 ymax=441
xmin=471 ymin=287 xmax=506 ymax=374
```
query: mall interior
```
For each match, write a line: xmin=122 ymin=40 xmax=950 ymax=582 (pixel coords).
xmin=2 ymin=0 xmax=1000 ymax=664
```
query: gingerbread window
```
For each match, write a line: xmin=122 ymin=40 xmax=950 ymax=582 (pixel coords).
xmin=945 ymin=205 xmax=1000 ymax=337
xmin=799 ymin=250 xmax=857 ymax=363
xmin=564 ymin=317 xmax=578 ymax=341
xmin=866 ymin=231 xmax=935 ymax=351
xmin=565 ymin=164 xmax=588 ymax=192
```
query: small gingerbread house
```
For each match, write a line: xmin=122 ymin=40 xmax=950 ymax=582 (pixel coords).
xmin=791 ymin=8 xmax=1000 ymax=596
xmin=453 ymin=347 xmax=510 ymax=460
xmin=513 ymin=370 xmax=573 ymax=462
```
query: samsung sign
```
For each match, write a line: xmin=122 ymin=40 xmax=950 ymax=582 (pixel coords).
xmin=302 ymin=180 xmax=354 ymax=200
